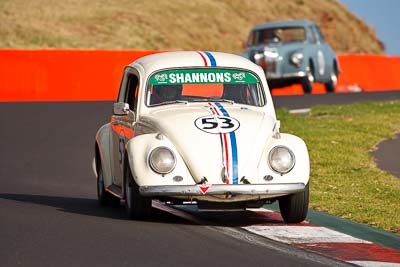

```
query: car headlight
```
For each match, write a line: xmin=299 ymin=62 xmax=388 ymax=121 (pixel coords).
xmin=253 ymin=52 xmax=264 ymax=64
xmin=268 ymin=146 xmax=295 ymax=174
xmin=290 ymin=52 xmax=303 ymax=67
xmin=149 ymin=147 xmax=176 ymax=174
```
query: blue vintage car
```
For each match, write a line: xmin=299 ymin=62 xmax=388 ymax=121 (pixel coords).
xmin=242 ymin=20 xmax=339 ymax=93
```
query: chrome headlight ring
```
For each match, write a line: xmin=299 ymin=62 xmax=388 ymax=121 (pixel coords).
xmin=290 ymin=52 xmax=304 ymax=67
xmin=268 ymin=146 xmax=296 ymax=174
xmin=148 ymin=146 xmax=177 ymax=174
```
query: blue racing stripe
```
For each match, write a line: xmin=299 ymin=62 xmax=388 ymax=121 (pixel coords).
xmin=229 ymin=132 xmax=238 ymax=184
xmin=215 ymin=102 xmax=239 ymax=184
xmin=204 ymin=51 xmax=217 ymax=67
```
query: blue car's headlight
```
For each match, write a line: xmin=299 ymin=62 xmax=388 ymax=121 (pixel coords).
xmin=268 ymin=146 xmax=295 ymax=174
xmin=149 ymin=147 xmax=176 ymax=174
xmin=290 ymin=52 xmax=304 ymax=67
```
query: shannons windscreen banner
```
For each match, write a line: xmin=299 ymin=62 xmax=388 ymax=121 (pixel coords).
xmin=149 ymin=69 xmax=258 ymax=85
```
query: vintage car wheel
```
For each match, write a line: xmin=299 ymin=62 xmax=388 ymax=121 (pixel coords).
xmin=324 ymin=66 xmax=338 ymax=93
xmin=97 ymin=165 xmax=120 ymax=206
xmin=301 ymin=65 xmax=314 ymax=94
xmin=279 ymin=183 xmax=309 ymax=223
xmin=124 ymin=167 xmax=152 ymax=219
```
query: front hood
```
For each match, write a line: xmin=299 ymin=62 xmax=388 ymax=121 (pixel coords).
xmin=141 ymin=103 xmax=275 ymax=184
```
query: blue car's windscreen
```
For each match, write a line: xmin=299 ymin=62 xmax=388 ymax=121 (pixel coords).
xmin=250 ymin=27 xmax=305 ymax=45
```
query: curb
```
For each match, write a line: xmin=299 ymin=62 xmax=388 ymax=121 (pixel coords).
xmin=246 ymin=207 xmax=400 ymax=266
xmin=267 ymin=203 xmax=400 ymax=251
xmin=170 ymin=202 xmax=400 ymax=266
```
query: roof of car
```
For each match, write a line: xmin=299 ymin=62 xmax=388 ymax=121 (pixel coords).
xmin=131 ymin=51 xmax=264 ymax=76
xmin=252 ymin=20 xmax=315 ymax=30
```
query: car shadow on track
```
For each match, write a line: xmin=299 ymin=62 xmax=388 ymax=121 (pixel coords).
xmin=0 ymin=193 xmax=197 ymax=225
xmin=172 ymin=205 xmax=308 ymax=227
xmin=0 ymin=193 xmax=300 ymax=227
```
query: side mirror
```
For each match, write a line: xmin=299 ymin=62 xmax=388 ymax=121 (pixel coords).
xmin=113 ymin=102 xmax=136 ymax=119
xmin=113 ymin=102 xmax=130 ymax=115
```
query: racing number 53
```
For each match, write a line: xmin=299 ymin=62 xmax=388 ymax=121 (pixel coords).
xmin=202 ymin=117 xmax=235 ymax=129
xmin=195 ymin=116 xmax=240 ymax=134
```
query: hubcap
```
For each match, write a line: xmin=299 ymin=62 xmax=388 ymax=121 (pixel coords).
xmin=331 ymin=72 xmax=338 ymax=87
xmin=307 ymin=68 xmax=314 ymax=83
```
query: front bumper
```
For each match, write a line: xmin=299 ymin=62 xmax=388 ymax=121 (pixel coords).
xmin=267 ymin=71 xmax=306 ymax=79
xmin=139 ymin=183 xmax=306 ymax=197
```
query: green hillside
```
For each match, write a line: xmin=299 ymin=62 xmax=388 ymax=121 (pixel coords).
xmin=0 ymin=0 xmax=384 ymax=54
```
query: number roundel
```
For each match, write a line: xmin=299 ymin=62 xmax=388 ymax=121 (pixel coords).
xmin=195 ymin=116 xmax=240 ymax=134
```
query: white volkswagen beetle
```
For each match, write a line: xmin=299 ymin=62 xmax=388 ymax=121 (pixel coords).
xmin=94 ymin=51 xmax=310 ymax=223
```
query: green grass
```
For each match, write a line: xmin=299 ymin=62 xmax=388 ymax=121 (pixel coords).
xmin=276 ymin=101 xmax=400 ymax=233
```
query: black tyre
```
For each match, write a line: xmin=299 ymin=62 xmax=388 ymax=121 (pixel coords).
xmin=124 ymin=166 xmax=151 ymax=220
xmin=324 ymin=65 xmax=338 ymax=93
xmin=301 ymin=64 xmax=314 ymax=94
xmin=97 ymin=164 xmax=120 ymax=206
xmin=279 ymin=183 xmax=309 ymax=223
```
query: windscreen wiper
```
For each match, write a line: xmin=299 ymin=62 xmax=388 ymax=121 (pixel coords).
xmin=153 ymin=100 xmax=188 ymax=106
xmin=190 ymin=98 xmax=235 ymax=104
xmin=207 ymin=98 xmax=234 ymax=104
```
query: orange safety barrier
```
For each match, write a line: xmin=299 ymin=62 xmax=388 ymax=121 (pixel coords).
xmin=273 ymin=54 xmax=400 ymax=95
xmin=0 ymin=50 xmax=164 ymax=102
xmin=1 ymin=50 xmax=400 ymax=101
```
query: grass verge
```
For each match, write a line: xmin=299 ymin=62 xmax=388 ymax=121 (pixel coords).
xmin=276 ymin=101 xmax=400 ymax=233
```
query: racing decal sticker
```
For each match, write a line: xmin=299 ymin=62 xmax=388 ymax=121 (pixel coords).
xmin=148 ymin=69 xmax=258 ymax=85
xmin=194 ymin=115 xmax=240 ymax=134
xmin=198 ymin=184 xmax=212 ymax=194
xmin=207 ymin=102 xmax=239 ymax=185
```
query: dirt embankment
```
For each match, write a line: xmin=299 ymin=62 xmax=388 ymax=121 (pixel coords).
xmin=0 ymin=0 xmax=384 ymax=54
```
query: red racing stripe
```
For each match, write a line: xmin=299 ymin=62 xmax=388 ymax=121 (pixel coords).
xmin=208 ymin=102 xmax=230 ymax=184
xmin=223 ymin=133 xmax=230 ymax=184
xmin=210 ymin=105 xmax=219 ymax=115
xmin=197 ymin=51 xmax=208 ymax=66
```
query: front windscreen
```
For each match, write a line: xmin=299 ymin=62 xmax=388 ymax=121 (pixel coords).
xmin=253 ymin=27 xmax=305 ymax=45
xmin=146 ymin=68 xmax=265 ymax=107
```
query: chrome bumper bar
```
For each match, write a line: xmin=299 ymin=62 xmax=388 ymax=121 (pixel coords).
xmin=139 ymin=183 xmax=306 ymax=197
xmin=267 ymin=71 xmax=306 ymax=79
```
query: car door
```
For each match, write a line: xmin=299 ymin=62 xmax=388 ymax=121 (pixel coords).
xmin=316 ymin=25 xmax=336 ymax=81
xmin=313 ymin=25 xmax=330 ymax=81
xmin=306 ymin=25 xmax=321 ymax=80
xmin=111 ymin=68 xmax=140 ymax=187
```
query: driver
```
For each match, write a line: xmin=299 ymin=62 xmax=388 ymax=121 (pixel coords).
xmin=151 ymin=85 xmax=181 ymax=104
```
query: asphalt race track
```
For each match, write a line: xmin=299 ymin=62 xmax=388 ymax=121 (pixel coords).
xmin=0 ymin=91 xmax=398 ymax=267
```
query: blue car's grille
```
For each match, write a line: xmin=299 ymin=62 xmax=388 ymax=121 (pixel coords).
xmin=266 ymin=59 xmax=277 ymax=73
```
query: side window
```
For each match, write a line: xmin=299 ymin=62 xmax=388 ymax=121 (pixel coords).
xmin=124 ymin=74 xmax=139 ymax=112
xmin=308 ymin=26 xmax=317 ymax=44
xmin=314 ymin=25 xmax=325 ymax=42
xmin=247 ymin=31 xmax=254 ymax=47
xmin=116 ymin=69 xmax=128 ymax=103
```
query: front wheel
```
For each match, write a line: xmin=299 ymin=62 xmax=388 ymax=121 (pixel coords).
xmin=324 ymin=69 xmax=338 ymax=93
xmin=124 ymin=166 xmax=152 ymax=220
xmin=301 ymin=65 xmax=314 ymax=94
xmin=97 ymin=164 xmax=120 ymax=206
xmin=279 ymin=183 xmax=309 ymax=223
